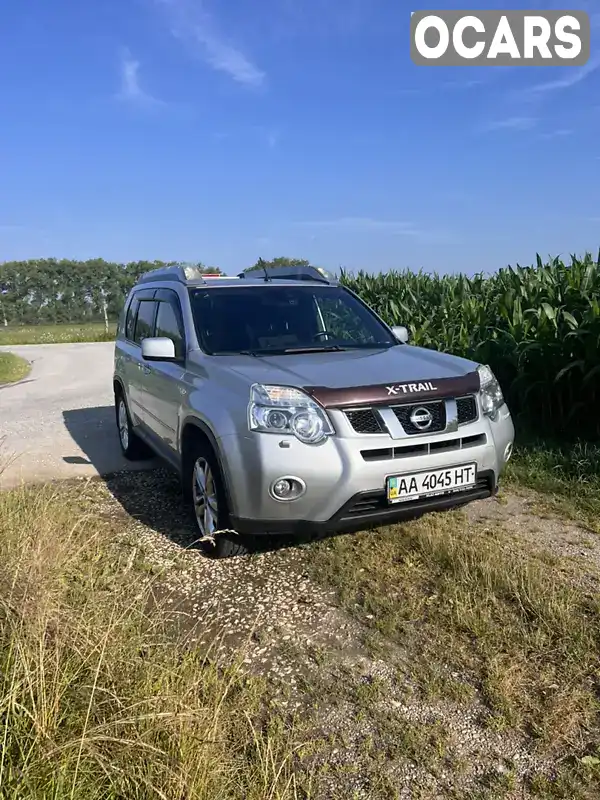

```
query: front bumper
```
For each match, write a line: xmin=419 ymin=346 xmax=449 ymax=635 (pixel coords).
xmin=231 ymin=469 xmax=496 ymax=535
xmin=217 ymin=404 xmax=514 ymax=534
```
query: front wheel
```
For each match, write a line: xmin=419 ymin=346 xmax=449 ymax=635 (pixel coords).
xmin=187 ymin=442 xmax=249 ymax=558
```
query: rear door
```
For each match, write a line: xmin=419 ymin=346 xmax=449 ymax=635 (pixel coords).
xmin=117 ymin=288 xmax=155 ymax=425
xmin=142 ymin=288 xmax=188 ymax=456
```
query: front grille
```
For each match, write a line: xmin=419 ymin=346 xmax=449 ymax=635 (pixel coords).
xmin=361 ymin=433 xmax=487 ymax=462
xmin=392 ymin=401 xmax=446 ymax=435
xmin=345 ymin=408 xmax=384 ymax=434
xmin=457 ymin=395 xmax=478 ymax=425
xmin=344 ymin=495 xmax=388 ymax=516
xmin=345 ymin=395 xmax=478 ymax=436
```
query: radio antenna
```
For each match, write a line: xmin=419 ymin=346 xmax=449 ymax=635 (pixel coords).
xmin=256 ymin=257 xmax=270 ymax=282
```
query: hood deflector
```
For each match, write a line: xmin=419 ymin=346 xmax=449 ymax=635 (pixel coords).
xmin=304 ymin=371 xmax=481 ymax=409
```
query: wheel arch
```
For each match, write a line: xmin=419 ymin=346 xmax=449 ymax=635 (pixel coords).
xmin=113 ymin=376 xmax=125 ymax=398
xmin=180 ymin=417 xmax=235 ymax=514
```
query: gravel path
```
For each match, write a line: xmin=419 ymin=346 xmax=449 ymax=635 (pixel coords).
xmin=0 ymin=342 xmax=155 ymax=489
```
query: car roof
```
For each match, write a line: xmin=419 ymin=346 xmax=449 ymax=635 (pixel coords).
xmin=135 ymin=264 xmax=338 ymax=289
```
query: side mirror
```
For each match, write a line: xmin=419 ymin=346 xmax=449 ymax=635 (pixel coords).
xmin=391 ymin=325 xmax=409 ymax=344
xmin=142 ymin=337 xmax=177 ymax=361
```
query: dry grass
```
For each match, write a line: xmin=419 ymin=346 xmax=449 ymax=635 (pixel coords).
xmin=0 ymin=481 xmax=309 ymax=800
xmin=3 ymin=439 xmax=600 ymax=798
xmin=0 ymin=352 xmax=30 ymax=384
xmin=306 ymin=507 xmax=600 ymax=794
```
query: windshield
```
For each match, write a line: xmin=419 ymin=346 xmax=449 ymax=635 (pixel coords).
xmin=188 ymin=284 xmax=397 ymax=355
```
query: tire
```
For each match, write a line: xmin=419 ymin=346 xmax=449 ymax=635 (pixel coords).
xmin=186 ymin=439 xmax=249 ymax=559
xmin=115 ymin=390 xmax=152 ymax=461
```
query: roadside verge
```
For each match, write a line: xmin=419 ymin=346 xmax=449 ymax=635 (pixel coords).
xmin=0 ymin=351 xmax=31 ymax=386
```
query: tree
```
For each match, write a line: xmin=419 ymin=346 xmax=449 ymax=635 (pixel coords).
xmin=245 ymin=256 xmax=311 ymax=273
xmin=0 ymin=258 xmax=223 ymax=326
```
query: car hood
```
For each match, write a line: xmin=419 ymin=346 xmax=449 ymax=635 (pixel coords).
xmin=223 ymin=344 xmax=479 ymax=390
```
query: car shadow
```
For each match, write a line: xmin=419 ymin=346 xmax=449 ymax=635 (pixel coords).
xmin=62 ymin=406 xmax=157 ymax=475
xmin=62 ymin=405 xmax=341 ymax=558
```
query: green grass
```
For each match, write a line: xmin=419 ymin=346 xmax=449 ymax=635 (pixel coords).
xmin=507 ymin=439 xmax=600 ymax=532
xmin=0 ymin=352 xmax=30 ymax=384
xmin=0 ymin=481 xmax=308 ymax=800
xmin=306 ymin=454 xmax=600 ymax=798
xmin=0 ymin=322 xmax=116 ymax=345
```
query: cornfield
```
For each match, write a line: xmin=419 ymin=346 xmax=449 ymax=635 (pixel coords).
xmin=340 ymin=251 xmax=600 ymax=440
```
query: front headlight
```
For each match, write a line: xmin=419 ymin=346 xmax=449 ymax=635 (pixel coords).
xmin=477 ymin=364 xmax=505 ymax=420
xmin=248 ymin=384 xmax=334 ymax=444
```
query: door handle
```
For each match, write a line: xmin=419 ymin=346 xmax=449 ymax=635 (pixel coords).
xmin=141 ymin=366 xmax=151 ymax=375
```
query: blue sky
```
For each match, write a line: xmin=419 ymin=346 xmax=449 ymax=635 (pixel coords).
xmin=0 ymin=0 xmax=599 ymax=275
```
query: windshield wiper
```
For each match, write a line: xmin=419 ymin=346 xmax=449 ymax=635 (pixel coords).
xmin=219 ymin=346 xmax=348 ymax=356
xmin=281 ymin=345 xmax=347 ymax=354
xmin=213 ymin=349 xmax=260 ymax=356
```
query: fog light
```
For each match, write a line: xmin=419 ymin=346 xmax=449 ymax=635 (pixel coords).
xmin=270 ymin=476 xmax=306 ymax=501
xmin=274 ymin=479 xmax=292 ymax=496
xmin=504 ymin=442 xmax=513 ymax=462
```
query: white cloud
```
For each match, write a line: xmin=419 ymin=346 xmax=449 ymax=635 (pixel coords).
xmin=194 ymin=28 xmax=265 ymax=86
xmin=443 ymin=78 xmax=486 ymax=89
xmin=519 ymin=55 xmax=600 ymax=96
xmin=117 ymin=50 xmax=164 ymax=108
xmin=480 ymin=115 xmax=538 ymax=132
xmin=539 ymin=128 xmax=573 ymax=139
xmin=154 ymin=0 xmax=265 ymax=87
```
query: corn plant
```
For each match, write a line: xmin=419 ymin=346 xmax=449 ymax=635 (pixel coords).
xmin=340 ymin=250 xmax=600 ymax=439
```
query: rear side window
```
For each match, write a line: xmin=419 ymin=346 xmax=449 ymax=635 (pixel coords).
xmin=155 ymin=300 xmax=185 ymax=358
xmin=134 ymin=300 xmax=157 ymax=344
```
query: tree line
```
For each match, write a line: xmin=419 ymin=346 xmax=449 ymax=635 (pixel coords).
xmin=0 ymin=257 xmax=311 ymax=326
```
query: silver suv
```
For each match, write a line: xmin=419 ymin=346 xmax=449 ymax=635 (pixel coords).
xmin=113 ymin=264 xmax=515 ymax=557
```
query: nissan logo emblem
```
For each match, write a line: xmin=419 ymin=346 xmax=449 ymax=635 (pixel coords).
xmin=410 ymin=406 xmax=433 ymax=431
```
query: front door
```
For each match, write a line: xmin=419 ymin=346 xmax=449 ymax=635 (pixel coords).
xmin=142 ymin=288 xmax=187 ymax=456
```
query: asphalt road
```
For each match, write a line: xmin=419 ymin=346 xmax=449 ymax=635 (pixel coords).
xmin=0 ymin=342 xmax=155 ymax=489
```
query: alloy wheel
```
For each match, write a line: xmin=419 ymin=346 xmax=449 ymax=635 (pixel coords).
xmin=192 ymin=457 xmax=219 ymax=537
xmin=118 ymin=399 xmax=129 ymax=451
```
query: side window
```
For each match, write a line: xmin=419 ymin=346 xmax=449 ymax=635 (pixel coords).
xmin=125 ymin=295 xmax=140 ymax=341
xmin=155 ymin=300 xmax=185 ymax=358
xmin=134 ymin=300 xmax=158 ymax=344
xmin=316 ymin=295 xmax=378 ymax=344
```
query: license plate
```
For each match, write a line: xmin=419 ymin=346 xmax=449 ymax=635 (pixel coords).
xmin=386 ymin=463 xmax=477 ymax=504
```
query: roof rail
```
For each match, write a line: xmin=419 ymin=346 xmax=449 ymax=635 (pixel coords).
xmin=137 ymin=264 xmax=211 ymax=285
xmin=237 ymin=265 xmax=335 ymax=284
